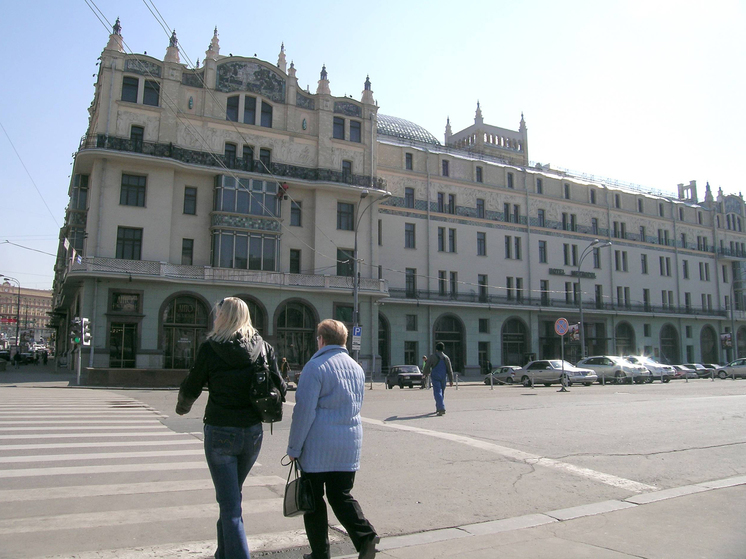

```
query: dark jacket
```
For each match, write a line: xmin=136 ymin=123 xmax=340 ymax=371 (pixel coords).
xmin=176 ymin=331 xmax=287 ymax=427
xmin=422 ymin=350 xmax=454 ymax=383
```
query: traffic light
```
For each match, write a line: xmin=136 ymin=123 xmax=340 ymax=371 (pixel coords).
xmin=70 ymin=318 xmax=82 ymax=345
xmin=81 ymin=318 xmax=92 ymax=346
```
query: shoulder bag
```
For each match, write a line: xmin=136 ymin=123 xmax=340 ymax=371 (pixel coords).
xmin=283 ymin=459 xmax=315 ymax=517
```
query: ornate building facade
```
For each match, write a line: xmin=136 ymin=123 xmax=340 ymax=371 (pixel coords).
xmin=52 ymin=22 xmax=746 ymax=379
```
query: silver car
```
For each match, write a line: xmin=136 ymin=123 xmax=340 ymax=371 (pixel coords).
xmin=624 ymin=355 xmax=676 ymax=383
xmin=484 ymin=365 xmax=522 ymax=385
xmin=576 ymin=356 xmax=650 ymax=384
xmin=517 ymin=360 xmax=597 ymax=387
xmin=715 ymin=359 xmax=746 ymax=379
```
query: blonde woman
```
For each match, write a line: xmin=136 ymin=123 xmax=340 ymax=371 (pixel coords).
xmin=177 ymin=297 xmax=286 ymax=559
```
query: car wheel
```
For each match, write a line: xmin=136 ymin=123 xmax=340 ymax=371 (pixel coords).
xmin=645 ymin=376 xmax=653 ymax=383
xmin=614 ymin=372 xmax=625 ymax=384
xmin=567 ymin=381 xmax=574 ymax=387
xmin=505 ymin=377 xmax=514 ymax=384
xmin=522 ymin=376 xmax=531 ymax=387
xmin=718 ymin=370 xmax=727 ymax=379
xmin=583 ymin=382 xmax=592 ymax=386
xmin=662 ymin=376 xmax=671 ymax=383
xmin=398 ymin=382 xmax=404 ymax=389
xmin=543 ymin=383 xmax=552 ymax=387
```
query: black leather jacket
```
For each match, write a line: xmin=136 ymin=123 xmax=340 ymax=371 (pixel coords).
xmin=176 ymin=331 xmax=287 ymax=427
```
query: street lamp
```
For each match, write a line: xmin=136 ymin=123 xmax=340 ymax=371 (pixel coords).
xmin=352 ymin=189 xmax=392 ymax=363
xmin=0 ymin=275 xmax=21 ymax=354
xmin=576 ymin=239 xmax=612 ymax=359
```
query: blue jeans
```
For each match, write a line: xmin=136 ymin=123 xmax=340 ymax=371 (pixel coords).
xmin=204 ymin=423 xmax=263 ymax=559
xmin=432 ymin=377 xmax=447 ymax=411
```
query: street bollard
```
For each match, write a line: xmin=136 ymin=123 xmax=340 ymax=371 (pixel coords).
xmin=490 ymin=372 xmax=494 ymax=391
xmin=558 ymin=372 xmax=569 ymax=392
xmin=455 ymin=373 xmax=459 ymax=390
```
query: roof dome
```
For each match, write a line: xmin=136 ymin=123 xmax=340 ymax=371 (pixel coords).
xmin=377 ymin=114 xmax=440 ymax=145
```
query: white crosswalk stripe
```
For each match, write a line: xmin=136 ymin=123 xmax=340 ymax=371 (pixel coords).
xmin=0 ymin=387 xmax=295 ymax=559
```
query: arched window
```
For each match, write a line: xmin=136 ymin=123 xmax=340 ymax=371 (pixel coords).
xmin=162 ymin=295 xmax=209 ymax=369
xmin=700 ymin=325 xmax=718 ymax=364
xmin=615 ymin=322 xmax=636 ymax=356
xmin=502 ymin=318 xmax=528 ymax=366
xmin=433 ymin=314 xmax=465 ymax=372
xmin=659 ymin=324 xmax=680 ymax=364
xmin=275 ymin=301 xmax=317 ymax=370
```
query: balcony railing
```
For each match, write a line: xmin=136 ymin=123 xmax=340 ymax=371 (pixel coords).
xmin=79 ymin=134 xmax=387 ymax=191
xmin=63 ymin=257 xmax=387 ymax=294
xmin=387 ymin=288 xmax=728 ymax=317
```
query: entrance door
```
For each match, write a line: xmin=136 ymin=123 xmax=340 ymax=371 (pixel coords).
xmin=433 ymin=315 xmax=464 ymax=372
xmin=110 ymin=323 xmax=137 ymax=368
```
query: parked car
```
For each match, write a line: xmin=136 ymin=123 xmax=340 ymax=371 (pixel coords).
xmin=386 ymin=365 xmax=423 ymax=389
xmin=0 ymin=350 xmax=9 ymax=362
xmin=624 ymin=356 xmax=676 ymax=382
xmin=576 ymin=356 xmax=650 ymax=384
xmin=517 ymin=360 xmax=597 ymax=387
xmin=672 ymin=364 xmax=699 ymax=379
xmin=484 ymin=365 xmax=522 ymax=385
xmin=715 ymin=359 xmax=746 ymax=379
xmin=681 ymin=363 xmax=714 ymax=378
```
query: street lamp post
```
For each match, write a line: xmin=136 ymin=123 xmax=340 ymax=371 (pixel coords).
xmin=0 ymin=275 xmax=21 ymax=354
xmin=352 ymin=189 xmax=391 ymax=364
xmin=576 ymin=240 xmax=612 ymax=360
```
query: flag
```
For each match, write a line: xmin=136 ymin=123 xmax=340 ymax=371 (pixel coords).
xmin=76 ymin=254 xmax=83 ymax=264
xmin=63 ymin=238 xmax=70 ymax=250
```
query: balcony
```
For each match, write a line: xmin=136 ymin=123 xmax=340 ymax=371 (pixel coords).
xmin=387 ymin=288 xmax=728 ymax=317
xmin=79 ymin=134 xmax=387 ymax=191
xmin=59 ymin=257 xmax=387 ymax=295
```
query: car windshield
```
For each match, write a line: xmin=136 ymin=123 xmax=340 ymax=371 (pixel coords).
xmin=395 ymin=366 xmax=420 ymax=373
xmin=547 ymin=360 xmax=573 ymax=369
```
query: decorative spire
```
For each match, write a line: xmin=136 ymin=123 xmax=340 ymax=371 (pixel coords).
xmin=206 ymin=26 xmax=220 ymax=60
xmin=474 ymin=101 xmax=483 ymax=125
xmin=445 ymin=116 xmax=453 ymax=144
xmin=277 ymin=42 xmax=287 ymax=72
xmin=105 ymin=17 xmax=124 ymax=52
xmin=361 ymin=75 xmax=374 ymax=104
xmin=316 ymin=65 xmax=331 ymax=95
xmin=164 ymin=30 xmax=180 ymax=63
xmin=519 ymin=111 xmax=527 ymax=133
xmin=288 ymin=60 xmax=296 ymax=79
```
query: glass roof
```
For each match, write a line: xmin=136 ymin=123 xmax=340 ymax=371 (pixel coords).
xmin=377 ymin=114 xmax=440 ymax=145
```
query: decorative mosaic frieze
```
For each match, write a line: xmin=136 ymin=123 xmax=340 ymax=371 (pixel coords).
xmin=216 ymin=62 xmax=286 ymax=104
xmin=181 ymin=71 xmax=205 ymax=88
xmin=125 ymin=58 xmax=162 ymax=78
xmin=211 ymin=213 xmax=281 ymax=232
xmin=334 ymin=101 xmax=362 ymax=117
xmin=296 ymin=92 xmax=315 ymax=110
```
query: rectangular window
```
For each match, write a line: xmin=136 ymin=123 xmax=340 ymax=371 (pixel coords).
xmin=595 ymin=284 xmax=603 ymax=309
xmin=226 ymin=96 xmax=239 ymax=121
xmin=571 ymin=244 xmax=578 ymax=266
xmin=260 ymin=102 xmax=273 ymax=127
xmin=406 ymin=268 xmax=417 ymax=297
xmin=437 ymin=192 xmax=445 ymax=212
xmin=405 ymin=223 xmax=416 ymax=248
xmin=333 ymin=117 xmax=345 ymax=139
xmin=640 ymin=226 xmax=646 ymax=242
xmin=244 ymin=96 xmax=256 ymax=125
xmin=225 ymin=143 xmax=237 ymax=168
xmin=681 ymin=233 xmax=687 ymax=248
xmin=593 ymin=248 xmax=601 ymax=269
xmin=406 ymin=314 xmax=418 ymax=331
xmin=659 ymin=203 xmax=665 ymax=217
xmin=349 ymin=120 xmax=361 ymax=143
xmin=71 ymin=174 xmax=89 ymax=211
xmin=591 ymin=218 xmax=599 ymax=235
xmin=685 ymin=292 xmax=692 ymax=311
xmin=504 ymin=203 xmax=511 ymax=222
xmin=289 ymin=249 xmax=301 ymax=274
xmin=448 ymin=194 xmax=456 ymax=214
xmin=259 ymin=148 xmax=271 ymax=171
xmin=181 ymin=238 xmax=193 ymax=265
xmin=476 ymin=166 xmax=483 ymax=183
xmin=563 ymin=243 xmax=570 ymax=266
xmin=643 ymin=289 xmax=651 ymax=311
xmin=437 ymin=227 xmax=445 ymax=252
xmin=516 ymin=277 xmax=524 ymax=301
xmin=638 ymin=199 xmax=643 ymax=213
xmin=342 ymin=160 xmax=353 ymax=184
xmin=515 ymin=237 xmax=522 ymax=260
xmin=183 ymin=187 xmax=197 ymax=215
xmin=615 ymin=194 xmax=621 ymax=208
xmin=641 ymin=253 xmax=648 ymax=274
xmin=450 ymin=271 xmax=458 ymax=297
xmin=622 ymin=251 xmax=628 ymax=272
xmin=337 ymin=248 xmax=353 ymax=277
xmin=438 ymin=271 xmax=447 ymax=296
xmin=564 ymin=213 xmax=570 ymax=231
xmin=477 ymin=232 xmax=486 ymax=256
xmin=143 ymin=80 xmax=159 ymax=106
xmin=290 ymin=201 xmax=302 ymax=226
xmin=405 ymin=152 xmax=413 ymax=170
xmin=590 ymin=189 xmax=596 ymax=204
xmin=507 ymin=237 xmax=513 ymax=259
xmin=478 ymin=317 xmax=489 ymax=333
xmin=513 ymin=205 xmax=520 ymax=224
xmin=337 ymin=202 xmax=355 ymax=230
xmin=537 ymin=177 xmax=543 ymax=194
xmin=404 ymin=341 xmax=418 ymax=366
xmin=243 ymin=145 xmax=254 ymax=171
xmin=679 ymin=208 xmax=685 ymax=221
xmin=405 ymin=187 xmax=415 ymax=209
xmin=476 ymin=198 xmax=485 ymax=218
xmin=116 ymin=227 xmax=142 ymax=260
xmin=442 ymin=160 xmax=449 ymax=177
xmin=539 ymin=240 xmax=547 ymax=263
xmin=120 ymin=174 xmax=146 ymax=207
xmin=541 ymin=280 xmax=550 ymax=305
xmin=478 ymin=275 xmax=488 ymax=302
xmin=378 ymin=219 xmax=382 ymax=246
xmin=564 ymin=183 xmax=570 ymax=199
xmin=565 ymin=281 xmax=573 ymax=304
xmin=448 ymin=228 xmax=456 ymax=252
xmin=507 ymin=277 xmax=514 ymax=300
xmin=538 ymin=209 xmax=545 ymax=227
xmin=122 ymin=76 xmax=138 ymax=103
xmin=130 ymin=125 xmax=144 ymax=152
xmin=507 ymin=172 xmax=514 ymax=189
xmin=683 ymin=260 xmax=689 ymax=279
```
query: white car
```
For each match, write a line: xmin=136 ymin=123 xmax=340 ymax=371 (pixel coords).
xmin=577 ymin=356 xmax=651 ymax=384
xmin=517 ymin=360 xmax=598 ymax=387
xmin=624 ymin=356 xmax=676 ymax=383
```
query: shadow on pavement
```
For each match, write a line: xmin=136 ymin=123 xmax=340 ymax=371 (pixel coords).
xmin=384 ymin=412 xmax=439 ymax=421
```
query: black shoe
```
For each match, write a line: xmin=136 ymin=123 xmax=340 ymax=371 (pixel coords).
xmin=303 ymin=554 xmax=313 ymax=559
xmin=359 ymin=536 xmax=380 ymax=559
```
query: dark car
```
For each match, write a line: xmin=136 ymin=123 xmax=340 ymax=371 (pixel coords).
xmin=386 ymin=365 xmax=423 ymax=389
xmin=681 ymin=363 xmax=714 ymax=378
xmin=0 ymin=350 xmax=10 ymax=362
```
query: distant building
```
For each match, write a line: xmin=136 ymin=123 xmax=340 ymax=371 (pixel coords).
xmin=1 ymin=282 xmax=53 ymax=349
xmin=52 ymin=21 xmax=746 ymax=382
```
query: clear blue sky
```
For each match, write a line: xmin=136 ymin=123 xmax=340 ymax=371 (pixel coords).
xmin=1 ymin=0 xmax=743 ymax=289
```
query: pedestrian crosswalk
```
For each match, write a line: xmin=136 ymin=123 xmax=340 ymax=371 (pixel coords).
xmin=0 ymin=387 xmax=301 ymax=559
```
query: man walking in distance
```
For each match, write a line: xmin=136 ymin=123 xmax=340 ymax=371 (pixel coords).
xmin=287 ymin=319 xmax=379 ymax=559
xmin=422 ymin=342 xmax=454 ymax=415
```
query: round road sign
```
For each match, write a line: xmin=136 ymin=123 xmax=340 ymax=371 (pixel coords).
xmin=555 ymin=318 xmax=569 ymax=336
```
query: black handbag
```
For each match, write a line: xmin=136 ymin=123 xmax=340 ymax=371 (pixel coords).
xmin=283 ymin=460 xmax=315 ymax=517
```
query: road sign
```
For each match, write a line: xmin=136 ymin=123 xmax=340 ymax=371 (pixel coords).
xmin=352 ymin=326 xmax=362 ymax=351
xmin=555 ymin=318 xmax=569 ymax=336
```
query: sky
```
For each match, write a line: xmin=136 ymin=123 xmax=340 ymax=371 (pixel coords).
xmin=1 ymin=0 xmax=744 ymax=290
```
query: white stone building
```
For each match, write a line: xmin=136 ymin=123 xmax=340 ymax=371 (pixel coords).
xmin=52 ymin=22 xmax=746 ymax=382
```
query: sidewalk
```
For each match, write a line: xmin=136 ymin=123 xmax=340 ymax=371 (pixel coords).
xmin=0 ymin=359 xmax=76 ymax=387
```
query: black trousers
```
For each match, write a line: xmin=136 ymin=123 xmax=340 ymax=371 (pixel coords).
xmin=302 ymin=471 xmax=376 ymax=559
